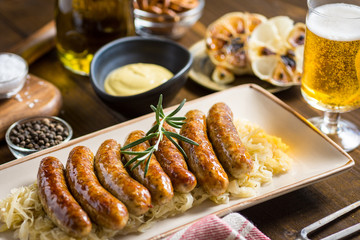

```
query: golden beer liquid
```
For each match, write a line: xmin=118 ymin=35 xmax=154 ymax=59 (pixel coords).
xmin=55 ymin=0 xmax=134 ymax=75
xmin=301 ymin=28 xmax=360 ymax=112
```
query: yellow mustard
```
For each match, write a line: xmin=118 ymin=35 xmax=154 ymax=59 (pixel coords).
xmin=104 ymin=63 xmax=173 ymax=96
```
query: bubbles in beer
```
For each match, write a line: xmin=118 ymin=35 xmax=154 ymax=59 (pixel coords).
xmin=301 ymin=3 xmax=360 ymax=112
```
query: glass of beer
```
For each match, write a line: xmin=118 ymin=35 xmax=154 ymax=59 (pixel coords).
xmin=55 ymin=0 xmax=134 ymax=76
xmin=301 ymin=0 xmax=360 ymax=151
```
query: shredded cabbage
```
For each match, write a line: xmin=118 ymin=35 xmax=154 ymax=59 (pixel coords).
xmin=0 ymin=118 xmax=293 ymax=239
xmin=226 ymin=119 xmax=293 ymax=198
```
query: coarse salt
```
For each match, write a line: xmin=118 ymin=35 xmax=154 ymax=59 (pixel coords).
xmin=0 ymin=53 xmax=28 ymax=99
xmin=14 ymin=94 xmax=23 ymax=102
xmin=0 ymin=54 xmax=27 ymax=82
xmin=27 ymin=102 xmax=35 ymax=108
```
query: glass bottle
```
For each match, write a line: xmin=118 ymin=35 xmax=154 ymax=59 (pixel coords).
xmin=55 ymin=0 xmax=134 ymax=76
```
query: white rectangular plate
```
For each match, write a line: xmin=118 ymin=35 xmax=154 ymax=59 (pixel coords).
xmin=0 ymin=84 xmax=354 ymax=240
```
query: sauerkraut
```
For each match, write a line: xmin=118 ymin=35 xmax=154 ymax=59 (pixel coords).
xmin=226 ymin=119 xmax=293 ymax=199
xmin=0 ymin=119 xmax=292 ymax=240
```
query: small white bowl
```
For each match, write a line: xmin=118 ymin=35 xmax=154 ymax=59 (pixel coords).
xmin=0 ymin=53 xmax=28 ymax=99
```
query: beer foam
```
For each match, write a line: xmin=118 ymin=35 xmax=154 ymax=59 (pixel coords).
xmin=307 ymin=3 xmax=360 ymax=41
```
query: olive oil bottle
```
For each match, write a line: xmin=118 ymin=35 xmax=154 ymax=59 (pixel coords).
xmin=55 ymin=0 xmax=134 ymax=75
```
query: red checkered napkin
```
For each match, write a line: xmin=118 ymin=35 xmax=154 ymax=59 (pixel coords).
xmin=165 ymin=213 xmax=270 ymax=240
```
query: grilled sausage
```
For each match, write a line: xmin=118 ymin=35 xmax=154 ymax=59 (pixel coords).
xmin=65 ymin=146 xmax=129 ymax=230
xmin=94 ymin=139 xmax=151 ymax=216
xmin=207 ymin=102 xmax=253 ymax=179
xmin=149 ymin=122 xmax=197 ymax=193
xmin=180 ymin=110 xmax=229 ymax=196
xmin=37 ymin=156 xmax=92 ymax=237
xmin=123 ymin=130 xmax=174 ymax=205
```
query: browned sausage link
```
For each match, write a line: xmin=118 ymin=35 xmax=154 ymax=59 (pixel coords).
xmin=207 ymin=102 xmax=253 ymax=179
xmin=37 ymin=156 xmax=92 ymax=237
xmin=94 ymin=139 xmax=152 ymax=216
xmin=180 ymin=110 xmax=229 ymax=196
xmin=150 ymin=122 xmax=197 ymax=193
xmin=123 ymin=130 xmax=174 ymax=205
xmin=65 ymin=146 xmax=129 ymax=230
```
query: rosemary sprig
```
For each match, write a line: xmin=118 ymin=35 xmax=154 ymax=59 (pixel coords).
xmin=121 ymin=94 xmax=198 ymax=176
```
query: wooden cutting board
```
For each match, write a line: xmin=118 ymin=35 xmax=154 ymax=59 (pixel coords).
xmin=0 ymin=74 xmax=62 ymax=140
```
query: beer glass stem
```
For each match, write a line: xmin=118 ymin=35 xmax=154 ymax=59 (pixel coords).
xmin=321 ymin=112 xmax=340 ymax=135
xmin=309 ymin=111 xmax=360 ymax=152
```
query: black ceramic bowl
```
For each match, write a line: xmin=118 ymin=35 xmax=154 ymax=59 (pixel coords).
xmin=90 ymin=36 xmax=193 ymax=117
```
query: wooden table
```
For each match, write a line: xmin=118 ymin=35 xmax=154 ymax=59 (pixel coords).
xmin=1 ymin=0 xmax=360 ymax=239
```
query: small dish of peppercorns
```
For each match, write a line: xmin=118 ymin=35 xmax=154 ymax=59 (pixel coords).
xmin=5 ymin=116 xmax=73 ymax=158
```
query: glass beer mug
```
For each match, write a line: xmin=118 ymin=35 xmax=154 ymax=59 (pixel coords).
xmin=55 ymin=0 xmax=134 ymax=76
xmin=301 ymin=0 xmax=360 ymax=151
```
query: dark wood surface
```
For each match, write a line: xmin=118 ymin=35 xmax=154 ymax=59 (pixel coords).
xmin=0 ymin=74 xmax=62 ymax=139
xmin=1 ymin=0 xmax=360 ymax=239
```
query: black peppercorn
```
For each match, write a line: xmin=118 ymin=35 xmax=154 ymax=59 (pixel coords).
xmin=9 ymin=118 xmax=70 ymax=150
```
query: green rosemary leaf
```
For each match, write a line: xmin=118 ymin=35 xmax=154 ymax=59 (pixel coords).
xmin=168 ymin=120 xmax=185 ymax=126
xmin=148 ymin=132 xmax=160 ymax=141
xmin=166 ymin=121 xmax=184 ymax=129
xmin=124 ymin=155 xmax=140 ymax=167
xmin=155 ymin=108 xmax=161 ymax=124
xmin=120 ymin=150 xmax=148 ymax=156
xmin=158 ymin=104 xmax=165 ymax=119
xmin=156 ymin=95 xmax=165 ymax=121
xmin=166 ymin=116 xmax=186 ymax=121
xmin=166 ymin=134 xmax=188 ymax=159
xmin=157 ymin=94 xmax=163 ymax=107
xmin=130 ymin=157 xmax=144 ymax=170
xmin=121 ymin=133 xmax=157 ymax=150
xmin=150 ymin=105 xmax=157 ymax=113
xmin=144 ymin=152 xmax=153 ymax=175
xmin=164 ymin=131 xmax=199 ymax=146
xmin=146 ymin=124 xmax=159 ymax=135
xmin=137 ymin=148 xmax=152 ymax=161
xmin=121 ymin=139 xmax=146 ymax=150
xmin=173 ymin=122 xmax=186 ymax=126
xmin=168 ymin=98 xmax=186 ymax=117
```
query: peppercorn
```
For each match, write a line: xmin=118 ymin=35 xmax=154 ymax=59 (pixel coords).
xmin=9 ymin=118 xmax=70 ymax=150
